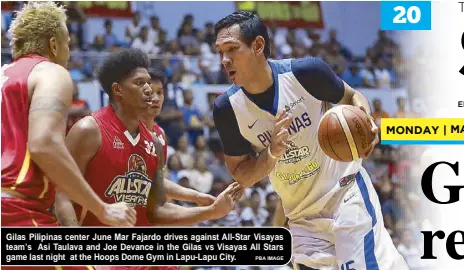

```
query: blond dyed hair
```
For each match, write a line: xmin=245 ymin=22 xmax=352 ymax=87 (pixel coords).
xmin=8 ymin=1 xmax=67 ymax=60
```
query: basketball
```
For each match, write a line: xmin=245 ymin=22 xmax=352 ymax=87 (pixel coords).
xmin=317 ymin=105 xmax=374 ymax=162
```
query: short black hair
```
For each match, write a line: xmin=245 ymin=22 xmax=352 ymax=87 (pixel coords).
xmin=214 ymin=11 xmax=270 ymax=58
xmin=98 ymin=48 xmax=149 ymax=99
xmin=148 ymin=68 xmax=166 ymax=87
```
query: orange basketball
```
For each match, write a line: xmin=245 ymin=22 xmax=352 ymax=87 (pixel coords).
xmin=317 ymin=105 xmax=374 ymax=162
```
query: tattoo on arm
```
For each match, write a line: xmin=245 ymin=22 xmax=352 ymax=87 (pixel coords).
xmin=30 ymin=97 xmax=68 ymax=118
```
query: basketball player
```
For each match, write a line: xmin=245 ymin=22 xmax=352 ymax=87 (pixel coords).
xmin=138 ymin=68 xmax=221 ymax=208
xmin=54 ymin=49 xmax=241 ymax=231
xmin=1 ymin=1 xmax=135 ymax=228
xmin=213 ymin=11 xmax=409 ymax=270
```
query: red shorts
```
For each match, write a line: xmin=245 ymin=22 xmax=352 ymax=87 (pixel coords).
xmin=1 ymin=197 xmax=59 ymax=226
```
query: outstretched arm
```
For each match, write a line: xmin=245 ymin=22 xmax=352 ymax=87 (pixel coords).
xmin=148 ymin=182 xmax=243 ymax=226
xmin=164 ymin=179 xmax=215 ymax=206
xmin=147 ymin=132 xmax=243 ymax=226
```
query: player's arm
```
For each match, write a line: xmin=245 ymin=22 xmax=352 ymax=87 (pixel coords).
xmin=148 ymin=202 xmax=221 ymax=226
xmin=27 ymin=63 xmax=118 ymax=223
xmin=272 ymin=199 xmax=288 ymax=227
xmin=148 ymin=183 xmax=243 ymax=226
xmin=54 ymin=189 xmax=79 ymax=226
xmin=213 ymin=97 xmax=292 ymax=188
xmin=53 ymin=116 xmax=103 ymax=226
xmin=292 ymin=57 xmax=379 ymax=156
xmin=164 ymin=179 xmax=216 ymax=206
xmin=147 ymin=133 xmax=168 ymax=217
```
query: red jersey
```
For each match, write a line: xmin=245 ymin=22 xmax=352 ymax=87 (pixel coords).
xmin=1 ymin=54 xmax=55 ymax=210
xmin=74 ymin=106 xmax=158 ymax=226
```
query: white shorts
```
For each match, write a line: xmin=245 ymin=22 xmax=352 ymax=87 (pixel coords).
xmin=289 ymin=168 xmax=409 ymax=270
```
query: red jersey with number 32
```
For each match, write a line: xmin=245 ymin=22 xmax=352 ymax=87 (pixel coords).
xmin=74 ymin=106 xmax=158 ymax=226
xmin=1 ymin=55 xmax=55 ymax=210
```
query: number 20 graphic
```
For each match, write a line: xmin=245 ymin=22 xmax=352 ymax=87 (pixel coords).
xmin=393 ymin=6 xmax=421 ymax=24
xmin=380 ymin=1 xmax=431 ymax=30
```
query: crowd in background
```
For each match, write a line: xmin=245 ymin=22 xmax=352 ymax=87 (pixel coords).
xmin=1 ymin=3 xmax=429 ymax=269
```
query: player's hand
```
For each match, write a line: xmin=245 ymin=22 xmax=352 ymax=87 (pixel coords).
xmin=97 ymin=202 xmax=137 ymax=227
xmin=269 ymin=109 xmax=293 ymax=158
xmin=359 ymin=106 xmax=379 ymax=158
xmin=195 ymin=193 xmax=216 ymax=206
xmin=211 ymin=182 xmax=243 ymax=219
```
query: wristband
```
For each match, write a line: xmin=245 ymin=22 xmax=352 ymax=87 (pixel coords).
xmin=268 ymin=147 xmax=278 ymax=160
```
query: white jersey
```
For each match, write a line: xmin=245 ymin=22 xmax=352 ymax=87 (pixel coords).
xmin=213 ymin=57 xmax=408 ymax=270
xmin=214 ymin=58 xmax=362 ymax=221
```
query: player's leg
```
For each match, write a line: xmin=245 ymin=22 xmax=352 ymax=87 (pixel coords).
xmin=289 ymin=218 xmax=338 ymax=270
xmin=332 ymin=168 xmax=409 ymax=270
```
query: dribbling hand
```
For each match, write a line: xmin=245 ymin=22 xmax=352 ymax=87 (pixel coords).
xmin=98 ymin=202 xmax=137 ymax=227
xmin=359 ymin=106 xmax=379 ymax=158
xmin=269 ymin=109 xmax=293 ymax=159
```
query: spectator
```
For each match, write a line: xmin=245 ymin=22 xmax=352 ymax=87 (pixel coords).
xmin=203 ymin=93 xmax=220 ymax=140
xmin=177 ymin=14 xmax=197 ymax=38
xmin=203 ymin=22 xmax=216 ymax=46
xmin=199 ymin=42 xmax=221 ymax=84
xmin=264 ymin=192 xmax=278 ymax=225
xmin=157 ymin=75 xmax=185 ymax=148
xmin=163 ymin=40 xmax=185 ymax=78
xmin=1 ymin=29 xmax=12 ymax=65
xmin=342 ymin=65 xmax=363 ymax=88
xmin=240 ymin=190 xmax=269 ymax=226
xmin=103 ymin=19 xmax=120 ymax=48
xmin=167 ymin=153 xmax=184 ymax=183
xmin=67 ymin=34 xmax=88 ymax=81
xmin=180 ymin=89 xmax=204 ymax=144
xmin=325 ymin=43 xmax=347 ymax=76
xmin=193 ymin=135 xmax=214 ymax=166
xmin=208 ymin=151 xmax=233 ymax=184
xmin=373 ymin=30 xmax=397 ymax=55
xmin=189 ymin=156 xmax=214 ymax=194
xmin=131 ymin=26 xmax=160 ymax=55
xmin=179 ymin=23 xmax=200 ymax=55
xmin=91 ymin=35 xmax=107 ymax=52
xmin=65 ymin=2 xmax=87 ymax=50
xmin=148 ymin=16 xmax=161 ymax=45
xmin=326 ymin=28 xmax=352 ymax=60
xmin=374 ymin=58 xmax=392 ymax=89
xmin=360 ymin=58 xmax=377 ymax=88
xmin=125 ymin=11 xmax=142 ymax=42
xmin=3 ymin=1 xmax=22 ymax=36
xmin=371 ymin=99 xmax=390 ymax=127
xmin=394 ymin=97 xmax=416 ymax=118
xmin=176 ymin=135 xmax=195 ymax=170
